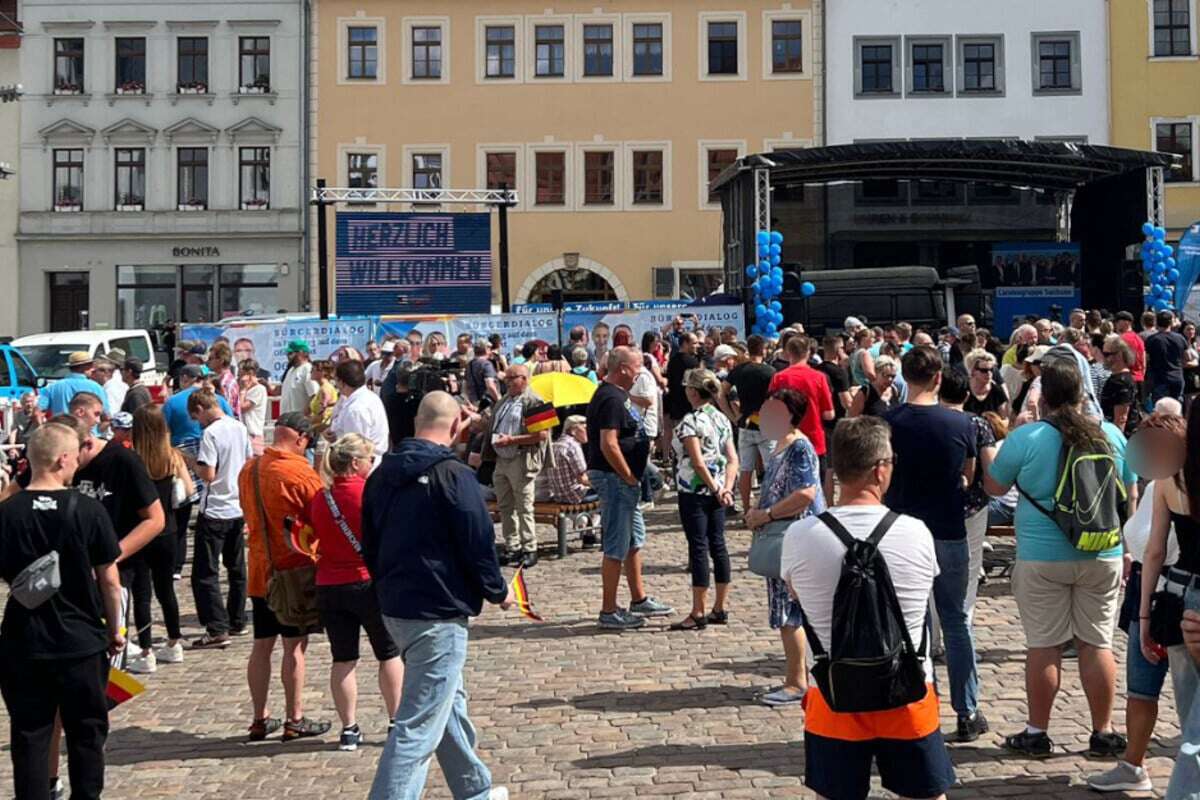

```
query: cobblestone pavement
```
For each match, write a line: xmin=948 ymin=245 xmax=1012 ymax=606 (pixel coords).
xmin=0 ymin=501 xmax=1182 ymax=799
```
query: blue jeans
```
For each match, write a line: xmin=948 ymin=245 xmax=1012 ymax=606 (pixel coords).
xmin=589 ymin=470 xmax=646 ymax=561
xmin=932 ymin=538 xmax=980 ymax=720
xmin=1168 ymin=584 xmax=1200 ymax=800
xmin=369 ymin=618 xmax=492 ymax=800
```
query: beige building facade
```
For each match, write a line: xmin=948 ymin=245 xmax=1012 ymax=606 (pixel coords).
xmin=312 ymin=0 xmax=821 ymax=310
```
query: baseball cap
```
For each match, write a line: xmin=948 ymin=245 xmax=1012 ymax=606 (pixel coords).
xmin=175 ymin=339 xmax=197 ymax=353
xmin=179 ymin=364 xmax=205 ymax=380
xmin=843 ymin=316 xmax=864 ymax=331
xmin=1024 ymin=345 xmax=1052 ymax=364
xmin=286 ymin=339 xmax=311 ymax=354
xmin=947 ymin=326 xmax=961 ymax=338
xmin=111 ymin=412 xmax=134 ymax=430
xmin=713 ymin=344 xmax=737 ymax=361
xmin=123 ymin=356 xmax=144 ymax=376
xmin=187 ymin=342 xmax=207 ymax=356
xmin=275 ymin=411 xmax=313 ymax=437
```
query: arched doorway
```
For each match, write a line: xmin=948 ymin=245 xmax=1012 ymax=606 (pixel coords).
xmin=516 ymin=255 xmax=629 ymax=305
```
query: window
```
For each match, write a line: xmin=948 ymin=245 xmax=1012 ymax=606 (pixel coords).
xmin=347 ymin=153 xmax=379 ymax=196
xmin=1154 ymin=0 xmax=1193 ymax=56
xmin=411 ymin=153 xmax=442 ymax=190
xmin=632 ymin=150 xmax=664 ymax=205
xmin=177 ymin=148 xmax=208 ymax=209
xmin=583 ymin=151 xmax=615 ymax=206
xmin=239 ymin=37 xmax=271 ymax=91
xmin=239 ymin=147 xmax=270 ymax=208
xmin=535 ymin=151 xmax=566 ymax=205
xmin=485 ymin=152 xmax=516 ymax=191
xmin=632 ymin=23 xmax=663 ymax=76
xmin=117 ymin=266 xmax=177 ymax=330
xmin=583 ymin=24 xmax=613 ymax=77
xmin=114 ymin=148 xmax=145 ymax=209
xmin=347 ymin=26 xmax=378 ymax=79
xmin=1157 ymin=122 xmax=1196 ymax=182
xmin=219 ymin=264 xmax=278 ymax=318
xmin=772 ymin=20 xmax=803 ymax=73
xmin=535 ymin=25 xmax=564 ymax=77
xmin=856 ymin=179 xmax=905 ymax=205
xmin=910 ymin=42 xmax=946 ymax=93
xmin=963 ymin=42 xmax=995 ymax=91
xmin=411 ymin=26 xmax=442 ymax=79
xmin=1032 ymin=32 xmax=1080 ymax=93
xmin=52 ymin=149 xmax=84 ymax=210
xmin=707 ymin=148 xmax=738 ymax=203
xmin=914 ymin=180 xmax=964 ymax=204
xmin=486 ymin=25 xmax=516 ymax=78
xmin=860 ymin=43 xmax=895 ymax=93
xmin=115 ymin=37 xmax=145 ymax=94
xmin=969 ymin=182 xmax=1018 ymax=203
xmin=177 ymin=37 xmax=208 ymax=92
xmin=707 ymin=21 xmax=738 ymax=75
xmin=53 ymin=38 xmax=84 ymax=94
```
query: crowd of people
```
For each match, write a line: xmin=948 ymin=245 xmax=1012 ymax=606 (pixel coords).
xmin=1 ymin=303 xmax=1200 ymax=799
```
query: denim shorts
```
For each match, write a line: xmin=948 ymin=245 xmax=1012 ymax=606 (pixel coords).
xmin=589 ymin=470 xmax=646 ymax=561
xmin=736 ymin=428 xmax=775 ymax=474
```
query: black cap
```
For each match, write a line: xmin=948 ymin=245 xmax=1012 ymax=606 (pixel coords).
xmin=275 ymin=411 xmax=313 ymax=437
xmin=180 ymin=364 xmax=204 ymax=380
xmin=124 ymin=356 xmax=144 ymax=377
xmin=1115 ymin=310 xmax=1134 ymax=323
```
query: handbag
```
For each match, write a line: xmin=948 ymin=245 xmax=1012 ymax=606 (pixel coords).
xmin=252 ymin=461 xmax=320 ymax=629
xmin=748 ymin=518 xmax=792 ymax=580
xmin=1150 ymin=586 xmax=1186 ymax=648
xmin=11 ymin=493 xmax=76 ymax=610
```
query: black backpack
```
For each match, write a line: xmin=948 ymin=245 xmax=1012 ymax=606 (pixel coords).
xmin=802 ymin=511 xmax=928 ymax=713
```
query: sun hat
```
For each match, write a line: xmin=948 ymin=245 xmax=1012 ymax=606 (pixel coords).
xmin=66 ymin=351 xmax=93 ymax=368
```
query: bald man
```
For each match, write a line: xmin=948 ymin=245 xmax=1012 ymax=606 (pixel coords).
xmin=362 ymin=391 xmax=512 ymax=800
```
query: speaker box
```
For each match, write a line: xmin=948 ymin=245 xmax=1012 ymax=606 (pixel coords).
xmin=1116 ymin=260 xmax=1145 ymax=315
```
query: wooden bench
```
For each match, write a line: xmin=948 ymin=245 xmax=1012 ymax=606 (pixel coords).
xmin=984 ymin=524 xmax=1016 ymax=578
xmin=487 ymin=500 xmax=602 ymax=558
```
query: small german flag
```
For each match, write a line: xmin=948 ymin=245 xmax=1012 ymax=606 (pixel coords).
xmin=106 ymin=667 xmax=146 ymax=709
xmin=510 ymin=567 xmax=544 ymax=622
xmin=523 ymin=400 xmax=558 ymax=434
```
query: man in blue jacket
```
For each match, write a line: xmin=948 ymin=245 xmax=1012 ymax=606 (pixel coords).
xmin=362 ymin=390 xmax=513 ymax=800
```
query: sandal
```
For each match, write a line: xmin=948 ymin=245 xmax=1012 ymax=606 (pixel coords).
xmin=282 ymin=717 xmax=332 ymax=741
xmin=668 ymin=614 xmax=708 ymax=631
xmin=248 ymin=717 xmax=282 ymax=742
xmin=707 ymin=610 xmax=729 ymax=625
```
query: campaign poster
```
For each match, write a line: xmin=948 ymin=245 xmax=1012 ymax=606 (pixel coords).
xmin=376 ymin=313 xmax=559 ymax=358
xmin=181 ymin=318 xmax=374 ymax=379
xmin=563 ymin=305 xmax=746 ymax=345
xmin=989 ymin=243 xmax=1082 ymax=339
xmin=336 ymin=212 xmax=492 ymax=316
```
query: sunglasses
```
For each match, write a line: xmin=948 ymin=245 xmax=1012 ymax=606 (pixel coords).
xmin=973 ymin=366 xmax=992 ymax=374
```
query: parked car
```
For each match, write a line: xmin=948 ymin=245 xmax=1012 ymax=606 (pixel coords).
xmin=0 ymin=344 xmax=42 ymax=401
xmin=12 ymin=329 xmax=162 ymax=383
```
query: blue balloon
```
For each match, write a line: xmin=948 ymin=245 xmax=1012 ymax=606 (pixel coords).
xmin=758 ymin=245 xmax=770 ymax=258
xmin=757 ymin=231 xmax=770 ymax=245
xmin=770 ymin=300 xmax=782 ymax=311
xmin=1154 ymin=226 xmax=1167 ymax=241
xmin=769 ymin=254 xmax=782 ymax=267
xmin=1143 ymin=222 xmax=1156 ymax=237
xmin=769 ymin=244 xmax=782 ymax=257
xmin=801 ymin=281 xmax=816 ymax=297
xmin=755 ymin=303 xmax=767 ymax=316
xmin=1167 ymin=257 xmax=1177 ymax=269
xmin=1169 ymin=268 xmax=1181 ymax=282
xmin=1163 ymin=244 xmax=1175 ymax=258
xmin=759 ymin=258 xmax=772 ymax=270
xmin=769 ymin=231 xmax=784 ymax=245
xmin=746 ymin=265 xmax=758 ymax=278
xmin=765 ymin=323 xmax=778 ymax=335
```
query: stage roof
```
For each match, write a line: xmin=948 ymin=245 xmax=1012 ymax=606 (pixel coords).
xmin=712 ymin=139 xmax=1181 ymax=194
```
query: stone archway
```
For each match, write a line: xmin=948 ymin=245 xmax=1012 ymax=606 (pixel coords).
xmin=515 ymin=256 xmax=630 ymax=305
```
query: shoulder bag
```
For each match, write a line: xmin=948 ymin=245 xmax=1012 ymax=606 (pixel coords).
xmin=11 ymin=492 xmax=77 ymax=610
xmin=748 ymin=517 xmax=792 ymax=580
xmin=252 ymin=460 xmax=320 ymax=628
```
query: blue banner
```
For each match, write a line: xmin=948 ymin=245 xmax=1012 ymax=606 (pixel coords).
xmin=335 ymin=212 xmax=492 ymax=316
xmin=1175 ymin=221 xmax=1200 ymax=313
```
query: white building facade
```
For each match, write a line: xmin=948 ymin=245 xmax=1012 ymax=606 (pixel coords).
xmin=0 ymin=0 xmax=19 ymax=337
xmin=826 ymin=0 xmax=1110 ymax=144
xmin=17 ymin=0 xmax=307 ymax=338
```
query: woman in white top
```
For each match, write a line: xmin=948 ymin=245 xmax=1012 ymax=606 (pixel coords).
xmin=238 ymin=359 xmax=268 ymax=455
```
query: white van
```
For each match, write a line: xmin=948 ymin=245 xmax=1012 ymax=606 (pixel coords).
xmin=13 ymin=329 xmax=163 ymax=383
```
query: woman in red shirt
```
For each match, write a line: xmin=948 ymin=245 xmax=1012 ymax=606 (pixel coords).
xmin=307 ymin=433 xmax=403 ymax=752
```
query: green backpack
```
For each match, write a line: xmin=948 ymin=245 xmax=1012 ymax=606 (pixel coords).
xmin=1016 ymin=419 xmax=1127 ymax=553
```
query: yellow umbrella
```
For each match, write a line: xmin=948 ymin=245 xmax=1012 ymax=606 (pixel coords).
xmin=529 ymin=372 xmax=597 ymax=408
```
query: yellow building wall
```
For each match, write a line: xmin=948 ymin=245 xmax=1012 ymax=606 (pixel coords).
xmin=1109 ymin=0 xmax=1200 ymax=236
xmin=312 ymin=0 xmax=821 ymax=309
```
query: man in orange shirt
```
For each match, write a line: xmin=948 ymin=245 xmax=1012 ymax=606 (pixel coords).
xmin=237 ymin=412 xmax=331 ymax=743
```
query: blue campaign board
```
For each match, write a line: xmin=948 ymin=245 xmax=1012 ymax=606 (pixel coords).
xmin=335 ymin=212 xmax=492 ymax=315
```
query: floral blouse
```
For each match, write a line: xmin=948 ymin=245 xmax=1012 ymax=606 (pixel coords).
xmin=758 ymin=435 xmax=827 ymax=518
xmin=672 ymin=404 xmax=733 ymax=495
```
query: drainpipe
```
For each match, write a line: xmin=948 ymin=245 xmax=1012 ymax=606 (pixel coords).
xmin=299 ymin=0 xmax=312 ymax=311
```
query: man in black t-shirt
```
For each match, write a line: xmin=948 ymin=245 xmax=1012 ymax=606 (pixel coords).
xmin=664 ymin=333 xmax=701 ymax=442
xmin=816 ymin=335 xmax=853 ymax=495
xmin=120 ymin=357 xmax=153 ymax=415
xmin=720 ymin=335 xmax=776 ymax=511
xmin=586 ymin=347 xmax=673 ymax=631
xmin=1146 ymin=310 xmax=1189 ymax=403
xmin=0 ymin=423 xmax=124 ymax=800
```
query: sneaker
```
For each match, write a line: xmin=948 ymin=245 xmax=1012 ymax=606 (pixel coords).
xmin=339 ymin=725 xmax=364 ymax=752
xmin=126 ymin=651 xmax=157 ymax=674
xmin=282 ymin=717 xmax=332 ymax=741
xmin=155 ymin=642 xmax=184 ymax=664
xmin=761 ymin=687 xmax=806 ymax=707
xmin=489 ymin=789 xmax=509 ymax=800
xmin=598 ymin=608 xmax=646 ymax=630
xmin=1087 ymin=760 xmax=1153 ymax=792
xmin=50 ymin=776 xmax=64 ymax=800
xmin=629 ymin=596 xmax=674 ymax=617
xmin=1087 ymin=730 xmax=1128 ymax=759
xmin=189 ymin=633 xmax=231 ymax=650
xmin=229 ymin=626 xmax=250 ymax=637
xmin=956 ymin=712 xmax=989 ymax=743
xmin=1002 ymin=729 xmax=1053 ymax=758
xmin=125 ymin=642 xmax=144 ymax=659
xmin=172 ymin=572 xmax=182 ymax=581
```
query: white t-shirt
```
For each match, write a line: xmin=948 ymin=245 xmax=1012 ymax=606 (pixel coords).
xmin=105 ymin=375 xmax=128 ymax=413
xmin=1125 ymin=480 xmax=1179 ymax=565
xmin=240 ymin=382 xmax=268 ymax=438
xmin=782 ymin=504 xmax=939 ymax=681
xmin=630 ymin=368 xmax=660 ymax=438
xmin=364 ymin=358 xmax=394 ymax=393
xmin=329 ymin=386 xmax=390 ymax=462
xmin=196 ymin=415 xmax=253 ymax=520
xmin=280 ymin=361 xmax=318 ymax=415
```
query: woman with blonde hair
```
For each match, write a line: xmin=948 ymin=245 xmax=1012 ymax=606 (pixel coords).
xmin=306 ymin=433 xmax=403 ymax=752
xmin=308 ymin=360 xmax=339 ymax=435
xmin=126 ymin=405 xmax=195 ymax=672
xmin=964 ymin=348 xmax=1009 ymax=417
xmin=848 ymin=353 xmax=900 ymax=417
xmin=422 ymin=332 xmax=448 ymax=360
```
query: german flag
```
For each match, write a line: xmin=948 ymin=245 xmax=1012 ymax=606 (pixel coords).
xmin=106 ymin=667 xmax=146 ymax=709
xmin=510 ymin=567 xmax=544 ymax=622
xmin=523 ymin=401 xmax=558 ymax=434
